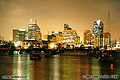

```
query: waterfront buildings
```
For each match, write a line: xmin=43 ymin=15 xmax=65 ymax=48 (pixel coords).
xmin=13 ymin=29 xmax=27 ymax=41
xmin=104 ymin=32 xmax=111 ymax=47
xmin=48 ymin=34 xmax=57 ymax=42
xmin=84 ymin=30 xmax=91 ymax=45
xmin=43 ymin=34 xmax=48 ymax=40
xmin=76 ymin=35 xmax=80 ymax=47
xmin=62 ymin=24 xmax=80 ymax=48
xmin=52 ymin=31 xmax=63 ymax=43
xmin=22 ymin=40 xmax=41 ymax=49
xmin=28 ymin=24 xmax=42 ymax=41
xmin=92 ymin=19 xmax=103 ymax=48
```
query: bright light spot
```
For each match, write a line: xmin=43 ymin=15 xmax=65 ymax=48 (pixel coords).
xmin=54 ymin=31 xmax=58 ymax=33
xmin=19 ymin=29 xmax=26 ymax=31
xmin=96 ymin=19 xmax=101 ymax=25
xmin=116 ymin=60 xmax=119 ymax=62
xmin=15 ymin=43 xmax=18 ymax=47
xmin=24 ymin=46 xmax=28 ymax=49
xmin=18 ymin=41 xmax=21 ymax=44
xmin=41 ymin=51 xmax=44 ymax=53
xmin=50 ymin=43 xmax=55 ymax=49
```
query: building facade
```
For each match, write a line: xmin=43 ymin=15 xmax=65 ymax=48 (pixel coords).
xmin=52 ymin=31 xmax=63 ymax=43
xmin=104 ymin=32 xmax=111 ymax=47
xmin=84 ymin=30 xmax=91 ymax=45
xmin=63 ymin=24 xmax=79 ymax=48
xmin=76 ymin=35 xmax=80 ymax=47
xmin=13 ymin=29 xmax=27 ymax=41
xmin=43 ymin=34 xmax=48 ymax=40
xmin=22 ymin=40 xmax=41 ymax=49
xmin=28 ymin=24 xmax=41 ymax=41
xmin=92 ymin=19 xmax=103 ymax=48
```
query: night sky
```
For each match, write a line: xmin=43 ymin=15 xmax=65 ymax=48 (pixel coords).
xmin=0 ymin=0 xmax=119 ymax=42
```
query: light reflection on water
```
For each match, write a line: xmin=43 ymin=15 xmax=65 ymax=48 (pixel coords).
xmin=17 ymin=54 xmax=21 ymax=80
xmin=53 ymin=55 xmax=60 ymax=80
xmin=0 ymin=51 xmax=120 ymax=80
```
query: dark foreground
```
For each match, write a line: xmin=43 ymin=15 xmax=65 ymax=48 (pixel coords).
xmin=0 ymin=51 xmax=120 ymax=80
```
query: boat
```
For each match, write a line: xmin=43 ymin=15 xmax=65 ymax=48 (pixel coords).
xmin=99 ymin=52 xmax=114 ymax=62
xmin=30 ymin=49 xmax=41 ymax=60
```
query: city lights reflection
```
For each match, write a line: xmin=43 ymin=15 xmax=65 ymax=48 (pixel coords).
xmin=17 ymin=54 xmax=21 ymax=80
xmin=53 ymin=55 xmax=60 ymax=80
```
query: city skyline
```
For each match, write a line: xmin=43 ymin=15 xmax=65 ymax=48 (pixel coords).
xmin=0 ymin=0 xmax=119 ymax=42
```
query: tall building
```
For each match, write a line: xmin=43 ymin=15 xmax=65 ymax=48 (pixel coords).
xmin=104 ymin=32 xmax=111 ymax=46
xmin=76 ymin=35 xmax=80 ymax=47
xmin=92 ymin=19 xmax=103 ymax=47
xmin=28 ymin=24 xmax=41 ymax=41
xmin=35 ymin=31 xmax=42 ymax=41
xmin=13 ymin=29 xmax=27 ymax=41
xmin=84 ymin=30 xmax=91 ymax=45
xmin=63 ymin=24 xmax=79 ymax=48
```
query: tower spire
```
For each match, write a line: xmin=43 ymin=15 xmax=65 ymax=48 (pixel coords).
xmin=30 ymin=18 xmax=32 ymax=24
xmin=108 ymin=9 xmax=110 ymax=33
xmin=35 ymin=20 xmax=37 ymax=24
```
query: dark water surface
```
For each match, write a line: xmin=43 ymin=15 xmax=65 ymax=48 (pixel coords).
xmin=0 ymin=51 xmax=119 ymax=80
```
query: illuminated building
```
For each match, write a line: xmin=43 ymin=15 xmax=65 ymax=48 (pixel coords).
xmin=48 ymin=34 xmax=56 ymax=42
xmin=35 ymin=31 xmax=42 ymax=42
xmin=92 ymin=19 xmax=103 ymax=48
xmin=84 ymin=30 xmax=91 ymax=45
xmin=52 ymin=31 xmax=62 ymax=43
xmin=28 ymin=24 xmax=41 ymax=41
xmin=22 ymin=40 xmax=41 ymax=49
xmin=43 ymin=34 xmax=48 ymax=40
xmin=76 ymin=35 xmax=80 ymax=47
xmin=13 ymin=29 xmax=27 ymax=41
xmin=62 ymin=24 xmax=78 ymax=48
xmin=104 ymin=32 xmax=111 ymax=46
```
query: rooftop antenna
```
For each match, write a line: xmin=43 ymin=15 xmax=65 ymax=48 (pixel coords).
xmin=35 ymin=20 xmax=37 ymax=24
xmin=108 ymin=9 xmax=110 ymax=33
xmin=30 ymin=18 xmax=32 ymax=24
xmin=48 ymin=31 xmax=49 ymax=35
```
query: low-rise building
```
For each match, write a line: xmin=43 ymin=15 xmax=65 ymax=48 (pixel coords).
xmin=22 ymin=40 xmax=41 ymax=49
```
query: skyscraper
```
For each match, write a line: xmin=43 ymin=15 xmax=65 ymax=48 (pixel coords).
xmin=28 ymin=24 xmax=41 ymax=41
xmin=84 ymin=30 xmax=91 ymax=45
xmin=13 ymin=29 xmax=27 ymax=41
xmin=104 ymin=32 xmax=111 ymax=46
xmin=92 ymin=19 xmax=103 ymax=47
xmin=63 ymin=24 xmax=78 ymax=48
